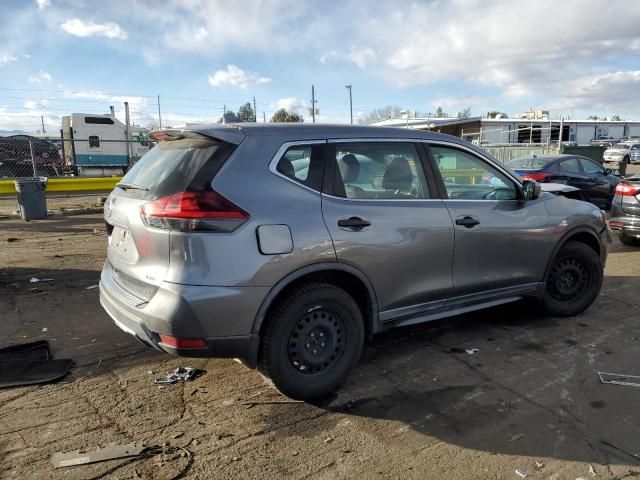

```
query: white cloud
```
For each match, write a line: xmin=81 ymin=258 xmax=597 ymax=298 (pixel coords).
xmin=0 ymin=53 xmax=17 ymax=66
xmin=208 ymin=65 xmax=270 ymax=89
xmin=430 ymin=95 xmax=489 ymax=112
xmin=276 ymin=97 xmax=305 ymax=113
xmin=348 ymin=48 xmax=376 ymax=68
xmin=28 ymin=71 xmax=52 ymax=83
xmin=24 ymin=99 xmax=49 ymax=109
xmin=61 ymin=18 xmax=127 ymax=39
xmin=319 ymin=50 xmax=339 ymax=64
xmin=36 ymin=0 xmax=50 ymax=10
xmin=548 ymin=70 xmax=640 ymax=113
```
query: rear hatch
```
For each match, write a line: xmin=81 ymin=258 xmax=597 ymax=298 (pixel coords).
xmin=104 ymin=130 xmax=242 ymax=303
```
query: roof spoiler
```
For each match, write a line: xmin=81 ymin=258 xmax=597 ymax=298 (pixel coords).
xmin=150 ymin=125 xmax=246 ymax=145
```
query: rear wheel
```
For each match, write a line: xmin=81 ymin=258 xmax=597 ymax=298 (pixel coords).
xmin=259 ymin=282 xmax=364 ymax=400
xmin=538 ymin=241 xmax=603 ymax=316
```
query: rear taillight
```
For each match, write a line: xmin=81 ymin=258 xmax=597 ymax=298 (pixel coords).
xmin=158 ymin=334 xmax=207 ymax=349
xmin=140 ymin=191 xmax=249 ymax=232
xmin=521 ymin=172 xmax=551 ymax=182
xmin=615 ymin=183 xmax=640 ymax=196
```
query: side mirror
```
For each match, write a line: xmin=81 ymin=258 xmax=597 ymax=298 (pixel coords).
xmin=522 ymin=180 xmax=541 ymax=201
xmin=605 ymin=168 xmax=613 ymax=175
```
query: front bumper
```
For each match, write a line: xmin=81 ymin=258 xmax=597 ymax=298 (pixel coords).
xmin=99 ymin=262 xmax=267 ymax=367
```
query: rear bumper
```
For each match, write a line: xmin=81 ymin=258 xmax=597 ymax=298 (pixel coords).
xmin=99 ymin=262 xmax=267 ymax=367
xmin=609 ymin=215 xmax=640 ymax=239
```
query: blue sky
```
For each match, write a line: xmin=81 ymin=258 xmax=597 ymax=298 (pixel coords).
xmin=1 ymin=0 xmax=640 ymax=132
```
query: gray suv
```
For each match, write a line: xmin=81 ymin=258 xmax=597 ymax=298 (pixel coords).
xmin=100 ymin=124 xmax=609 ymax=400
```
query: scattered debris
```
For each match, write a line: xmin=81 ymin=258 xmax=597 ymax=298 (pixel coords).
xmin=29 ymin=277 xmax=54 ymax=283
xmin=6 ymin=237 xmax=19 ymax=242
xmin=324 ymin=437 xmax=333 ymax=444
xmin=240 ymin=399 xmax=304 ymax=409
xmin=154 ymin=367 xmax=204 ymax=385
xmin=292 ymin=451 xmax=299 ymax=456
xmin=51 ymin=443 xmax=145 ymax=468
xmin=598 ymin=371 xmax=640 ymax=388
xmin=589 ymin=464 xmax=597 ymax=476
xmin=232 ymin=456 xmax=241 ymax=461
xmin=0 ymin=340 xmax=72 ymax=388
xmin=51 ymin=444 xmax=193 ymax=479
xmin=508 ymin=433 xmax=526 ymax=442
xmin=85 ymin=284 xmax=99 ymax=290
xmin=535 ymin=461 xmax=545 ymax=469
xmin=41 ymin=327 xmax=48 ymax=332
xmin=515 ymin=468 xmax=528 ymax=478
xmin=172 ymin=432 xmax=184 ymax=439
xmin=465 ymin=347 xmax=480 ymax=355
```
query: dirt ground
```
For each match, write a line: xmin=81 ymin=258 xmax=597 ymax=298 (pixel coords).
xmin=1 ymin=214 xmax=640 ymax=480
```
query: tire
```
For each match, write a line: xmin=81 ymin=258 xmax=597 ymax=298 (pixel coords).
xmin=259 ymin=282 xmax=364 ymax=401
xmin=538 ymin=241 xmax=603 ymax=317
xmin=620 ymin=233 xmax=640 ymax=247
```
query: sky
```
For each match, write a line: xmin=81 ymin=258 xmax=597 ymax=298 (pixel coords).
xmin=1 ymin=0 xmax=640 ymax=132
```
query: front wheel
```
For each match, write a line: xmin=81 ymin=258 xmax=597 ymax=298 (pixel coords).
xmin=259 ymin=282 xmax=364 ymax=401
xmin=538 ymin=241 xmax=603 ymax=316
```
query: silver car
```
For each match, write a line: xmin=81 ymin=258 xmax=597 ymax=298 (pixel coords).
xmin=100 ymin=125 xmax=609 ymax=400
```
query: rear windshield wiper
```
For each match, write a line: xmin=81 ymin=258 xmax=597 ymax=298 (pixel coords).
xmin=116 ymin=182 xmax=149 ymax=191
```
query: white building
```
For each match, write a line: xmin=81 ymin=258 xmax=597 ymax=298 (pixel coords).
xmin=372 ymin=116 xmax=640 ymax=145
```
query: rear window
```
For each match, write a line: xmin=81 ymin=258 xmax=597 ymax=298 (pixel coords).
xmin=117 ymin=135 xmax=234 ymax=199
xmin=506 ymin=157 xmax=550 ymax=169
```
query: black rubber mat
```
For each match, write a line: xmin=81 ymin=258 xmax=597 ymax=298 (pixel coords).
xmin=0 ymin=341 xmax=72 ymax=388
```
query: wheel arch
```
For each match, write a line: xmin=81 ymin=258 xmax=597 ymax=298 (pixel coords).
xmin=543 ymin=227 xmax=602 ymax=280
xmin=252 ymin=262 xmax=379 ymax=338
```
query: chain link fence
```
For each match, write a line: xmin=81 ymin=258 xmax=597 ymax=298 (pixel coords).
xmin=481 ymin=144 xmax=556 ymax=163
xmin=0 ymin=135 xmax=153 ymax=179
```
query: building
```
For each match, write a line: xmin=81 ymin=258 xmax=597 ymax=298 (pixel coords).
xmin=371 ymin=116 xmax=640 ymax=145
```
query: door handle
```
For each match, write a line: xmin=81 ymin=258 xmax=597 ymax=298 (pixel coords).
xmin=338 ymin=217 xmax=371 ymax=230
xmin=455 ymin=216 xmax=480 ymax=228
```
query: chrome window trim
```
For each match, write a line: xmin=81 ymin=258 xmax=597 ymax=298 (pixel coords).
xmin=268 ymin=140 xmax=326 ymax=194
xmin=321 ymin=193 xmax=443 ymax=203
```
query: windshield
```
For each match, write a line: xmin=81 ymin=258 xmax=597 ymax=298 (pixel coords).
xmin=506 ymin=157 xmax=549 ymax=169
xmin=612 ymin=143 xmax=630 ymax=149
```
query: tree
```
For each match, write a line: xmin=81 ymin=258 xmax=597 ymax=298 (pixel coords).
xmin=358 ymin=105 xmax=405 ymax=124
xmin=435 ymin=106 xmax=446 ymax=118
xmin=610 ymin=114 xmax=622 ymax=121
xmin=270 ymin=109 xmax=303 ymax=123
xmin=486 ymin=111 xmax=508 ymax=119
xmin=237 ymin=102 xmax=255 ymax=122
xmin=217 ymin=111 xmax=240 ymax=123
xmin=587 ymin=114 xmax=599 ymax=120
xmin=457 ymin=107 xmax=472 ymax=119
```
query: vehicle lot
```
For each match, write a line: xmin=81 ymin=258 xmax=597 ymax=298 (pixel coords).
xmin=1 ymin=214 xmax=640 ymax=479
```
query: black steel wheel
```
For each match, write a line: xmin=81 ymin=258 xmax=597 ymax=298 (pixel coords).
xmin=539 ymin=241 xmax=603 ymax=316
xmin=259 ymin=282 xmax=364 ymax=400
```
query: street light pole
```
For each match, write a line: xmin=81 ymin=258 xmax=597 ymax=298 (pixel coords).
xmin=345 ymin=85 xmax=353 ymax=124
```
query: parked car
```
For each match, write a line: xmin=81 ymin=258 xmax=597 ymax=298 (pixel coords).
xmin=0 ymin=135 xmax=64 ymax=177
xmin=100 ymin=125 xmax=609 ymax=400
xmin=609 ymin=175 xmax=640 ymax=246
xmin=506 ymin=154 xmax=619 ymax=210
xmin=603 ymin=142 xmax=640 ymax=175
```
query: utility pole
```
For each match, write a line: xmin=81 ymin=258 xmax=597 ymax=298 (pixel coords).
xmin=40 ymin=116 xmax=46 ymax=135
xmin=253 ymin=97 xmax=257 ymax=122
xmin=157 ymin=95 xmax=162 ymax=129
xmin=223 ymin=104 xmax=226 ymax=124
xmin=345 ymin=85 xmax=353 ymax=124
xmin=311 ymin=85 xmax=317 ymax=123
xmin=124 ymin=101 xmax=132 ymax=164
xmin=263 ymin=111 xmax=266 ymax=123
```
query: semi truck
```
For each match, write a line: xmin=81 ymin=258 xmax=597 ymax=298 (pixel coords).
xmin=61 ymin=113 xmax=151 ymax=176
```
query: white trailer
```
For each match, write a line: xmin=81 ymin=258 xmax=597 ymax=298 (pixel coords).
xmin=61 ymin=113 xmax=150 ymax=176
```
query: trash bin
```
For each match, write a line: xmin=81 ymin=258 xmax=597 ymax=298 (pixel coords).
xmin=14 ymin=177 xmax=48 ymax=221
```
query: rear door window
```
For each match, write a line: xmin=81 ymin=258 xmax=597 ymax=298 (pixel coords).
xmin=559 ymin=158 xmax=581 ymax=173
xmin=580 ymin=158 xmax=604 ymax=175
xmin=331 ymin=142 xmax=430 ymax=199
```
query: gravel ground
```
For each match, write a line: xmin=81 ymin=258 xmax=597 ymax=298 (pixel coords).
xmin=0 ymin=193 xmax=107 ymax=216
xmin=1 ymin=214 xmax=639 ymax=480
